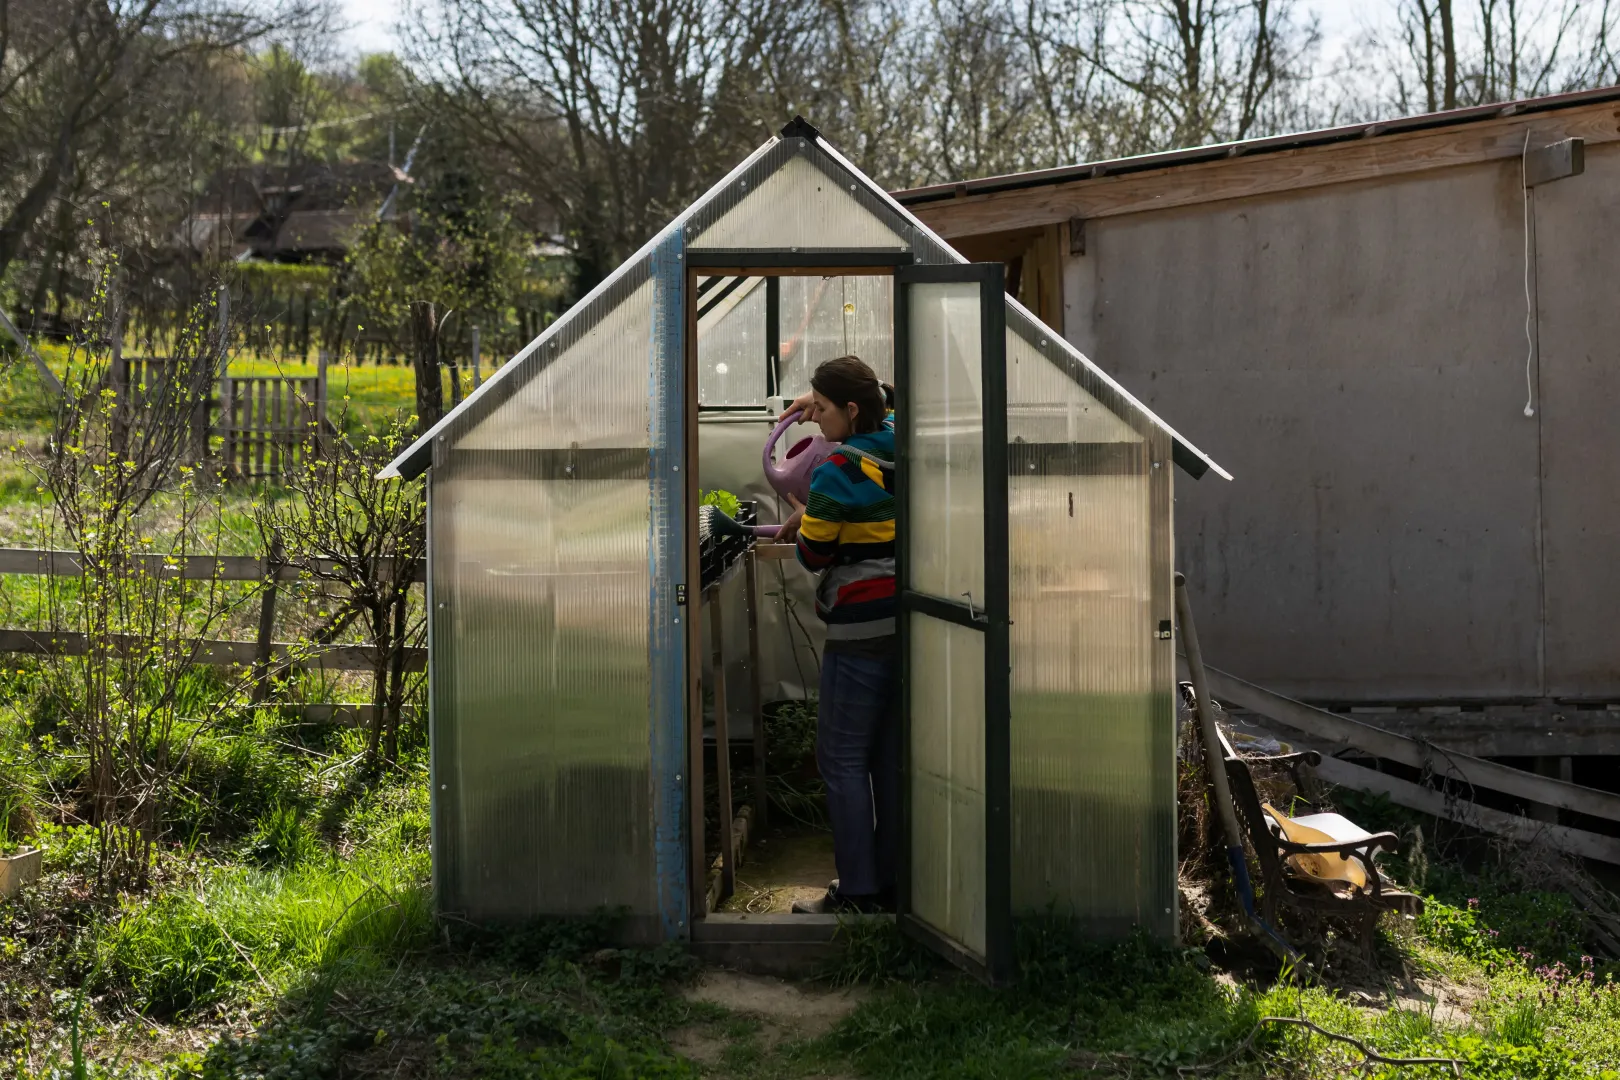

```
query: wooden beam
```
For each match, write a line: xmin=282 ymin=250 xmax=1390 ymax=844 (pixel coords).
xmin=1203 ymin=664 xmax=1620 ymax=825
xmin=1312 ymin=754 xmax=1620 ymax=866
xmin=1228 ymin=706 xmax=1620 ymax=758
xmin=911 ymin=102 xmax=1620 ymax=238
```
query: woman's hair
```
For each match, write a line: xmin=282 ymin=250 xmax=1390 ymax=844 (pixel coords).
xmin=809 ymin=355 xmax=895 ymax=434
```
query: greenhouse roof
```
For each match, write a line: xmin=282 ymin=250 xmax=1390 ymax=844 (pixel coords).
xmin=381 ymin=117 xmax=1229 ymax=483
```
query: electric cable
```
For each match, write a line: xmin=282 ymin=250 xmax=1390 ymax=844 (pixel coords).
xmin=1521 ymin=129 xmax=1536 ymax=418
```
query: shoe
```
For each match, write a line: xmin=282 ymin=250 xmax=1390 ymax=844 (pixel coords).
xmin=792 ymin=882 xmax=885 ymax=914
xmin=793 ymin=880 xmax=894 ymax=913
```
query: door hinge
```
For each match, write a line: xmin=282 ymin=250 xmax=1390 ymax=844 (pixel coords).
xmin=676 ymin=584 xmax=688 ymax=607
xmin=1156 ymin=620 xmax=1173 ymax=640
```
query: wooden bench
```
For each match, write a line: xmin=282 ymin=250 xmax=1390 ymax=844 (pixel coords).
xmin=1223 ymin=749 xmax=1423 ymax=958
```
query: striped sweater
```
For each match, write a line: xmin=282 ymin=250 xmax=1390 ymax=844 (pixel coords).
xmin=795 ymin=413 xmax=896 ymax=642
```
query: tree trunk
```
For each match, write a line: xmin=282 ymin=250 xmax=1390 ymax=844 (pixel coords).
xmin=365 ymin=603 xmax=390 ymax=767
xmin=1439 ymin=0 xmax=1457 ymax=108
xmin=410 ymin=300 xmax=443 ymax=431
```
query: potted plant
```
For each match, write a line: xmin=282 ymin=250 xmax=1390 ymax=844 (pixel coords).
xmin=0 ymin=791 xmax=40 ymax=900
xmin=0 ymin=838 xmax=40 ymax=900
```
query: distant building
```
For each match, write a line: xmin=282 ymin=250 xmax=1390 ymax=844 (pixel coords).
xmin=179 ymin=161 xmax=406 ymax=264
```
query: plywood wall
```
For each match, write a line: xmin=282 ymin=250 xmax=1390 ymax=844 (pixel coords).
xmin=1062 ymin=153 xmax=1617 ymax=701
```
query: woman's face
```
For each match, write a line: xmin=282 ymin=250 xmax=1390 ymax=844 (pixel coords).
xmin=808 ymin=390 xmax=857 ymax=441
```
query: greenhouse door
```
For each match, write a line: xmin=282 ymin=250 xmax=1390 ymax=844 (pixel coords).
xmin=894 ymin=264 xmax=1013 ymax=984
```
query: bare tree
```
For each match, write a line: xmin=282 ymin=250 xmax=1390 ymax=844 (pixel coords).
xmin=25 ymin=272 xmax=250 ymax=893
xmin=1365 ymin=0 xmax=1620 ymax=116
xmin=0 ymin=0 xmax=311 ymax=283
xmin=256 ymin=414 xmax=427 ymax=769
xmin=405 ymin=0 xmax=843 ymax=292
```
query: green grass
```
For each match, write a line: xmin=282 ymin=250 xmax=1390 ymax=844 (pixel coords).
xmin=2 ymin=555 xmax=1619 ymax=1079
xmin=99 ymin=782 xmax=433 ymax=1018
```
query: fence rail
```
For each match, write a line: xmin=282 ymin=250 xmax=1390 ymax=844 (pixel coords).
xmin=0 ymin=547 xmax=425 ymax=583
xmin=0 ymin=545 xmax=426 ymax=681
xmin=0 ymin=629 xmax=424 ymax=672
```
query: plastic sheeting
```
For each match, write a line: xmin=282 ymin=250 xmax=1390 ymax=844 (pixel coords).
xmin=1004 ymin=308 xmax=1177 ymax=938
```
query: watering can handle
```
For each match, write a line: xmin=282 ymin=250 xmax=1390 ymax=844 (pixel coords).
xmin=761 ymin=408 xmax=804 ymax=488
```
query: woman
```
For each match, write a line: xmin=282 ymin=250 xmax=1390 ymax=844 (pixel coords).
xmin=776 ymin=355 xmax=898 ymax=914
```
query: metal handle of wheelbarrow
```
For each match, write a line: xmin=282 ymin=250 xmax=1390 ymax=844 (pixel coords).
xmin=1175 ymin=571 xmax=1300 ymax=963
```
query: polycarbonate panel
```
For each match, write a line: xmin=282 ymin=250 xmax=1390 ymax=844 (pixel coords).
xmin=777 ymin=275 xmax=893 ymax=398
xmin=1005 ymin=316 xmax=1176 ymax=938
xmin=429 ymin=262 xmax=658 ymax=926
xmin=457 ymin=278 xmax=653 ymax=449
xmin=1006 ymin=325 xmax=1142 ymax=445
xmin=909 ymin=614 xmax=987 ymax=958
xmin=697 ymin=276 xmax=768 ymax=406
xmin=691 ymin=152 xmax=907 ymax=250
xmin=433 ymin=471 xmax=653 ymax=919
xmin=908 ymin=281 xmax=985 ymax=604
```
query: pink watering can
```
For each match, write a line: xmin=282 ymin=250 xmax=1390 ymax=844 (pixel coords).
xmin=762 ymin=409 xmax=839 ymax=505
xmin=707 ymin=410 xmax=839 ymax=540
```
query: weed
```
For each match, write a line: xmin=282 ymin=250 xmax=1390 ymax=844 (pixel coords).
xmin=821 ymin=918 xmax=936 ymax=987
xmin=245 ymin=803 xmax=319 ymax=867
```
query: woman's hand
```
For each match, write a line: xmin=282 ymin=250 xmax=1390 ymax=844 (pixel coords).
xmin=779 ymin=391 xmax=816 ymax=422
xmin=776 ymin=494 xmax=806 ymax=543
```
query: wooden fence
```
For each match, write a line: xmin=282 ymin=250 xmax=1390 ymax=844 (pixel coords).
xmin=113 ymin=353 xmax=331 ymax=483
xmin=1204 ymin=664 xmax=1620 ymax=866
xmin=0 ymin=546 xmax=425 ymax=677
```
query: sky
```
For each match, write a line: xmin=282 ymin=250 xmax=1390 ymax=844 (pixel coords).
xmin=338 ymin=0 xmax=1370 ymax=61
xmin=339 ymin=0 xmax=402 ymax=56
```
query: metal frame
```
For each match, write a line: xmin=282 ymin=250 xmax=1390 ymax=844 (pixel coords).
xmin=765 ymin=277 xmax=781 ymax=400
xmin=894 ymin=261 xmax=1014 ymax=984
xmin=687 ymin=249 xmax=912 ymax=269
xmin=652 ymin=232 xmax=691 ymax=941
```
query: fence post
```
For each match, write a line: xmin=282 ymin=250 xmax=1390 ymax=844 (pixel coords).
xmin=471 ymin=325 xmax=481 ymax=389
xmin=110 ymin=321 xmax=128 ymax=457
xmin=251 ymin=532 xmax=284 ymax=704
xmin=316 ymin=350 xmax=330 ymax=458
xmin=218 ymin=376 xmax=234 ymax=478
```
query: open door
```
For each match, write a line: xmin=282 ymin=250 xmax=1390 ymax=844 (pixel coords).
xmin=894 ymin=263 xmax=1013 ymax=983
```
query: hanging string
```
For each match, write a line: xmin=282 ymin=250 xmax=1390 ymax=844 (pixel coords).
xmin=1521 ymin=129 xmax=1536 ymax=418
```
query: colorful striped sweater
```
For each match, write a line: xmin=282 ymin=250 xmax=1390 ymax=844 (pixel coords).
xmin=795 ymin=413 xmax=896 ymax=642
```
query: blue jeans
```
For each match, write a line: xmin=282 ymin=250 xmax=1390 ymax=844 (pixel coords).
xmin=817 ymin=649 xmax=900 ymax=897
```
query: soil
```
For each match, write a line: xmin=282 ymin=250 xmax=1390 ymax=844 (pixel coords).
xmin=720 ymin=824 xmax=836 ymax=914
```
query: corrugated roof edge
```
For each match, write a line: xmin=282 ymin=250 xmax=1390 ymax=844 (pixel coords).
xmin=893 ymin=83 xmax=1620 ymax=205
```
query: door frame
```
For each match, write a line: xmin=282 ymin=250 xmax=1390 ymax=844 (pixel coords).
xmin=893 ymin=262 xmax=1014 ymax=983
xmin=681 ymin=255 xmax=907 ymax=925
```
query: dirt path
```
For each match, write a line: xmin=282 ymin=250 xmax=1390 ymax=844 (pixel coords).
xmin=669 ymin=969 xmax=868 ymax=1075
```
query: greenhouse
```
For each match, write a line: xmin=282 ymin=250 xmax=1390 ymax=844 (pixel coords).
xmin=382 ymin=117 xmax=1229 ymax=981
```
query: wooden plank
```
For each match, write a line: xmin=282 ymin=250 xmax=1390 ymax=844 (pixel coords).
xmin=1311 ymin=754 xmax=1620 ymax=866
xmin=708 ymin=583 xmax=735 ymax=904
xmin=218 ymin=376 xmax=234 ymax=472
xmin=744 ymin=549 xmax=768 ymax=829
xmin=254 ymin=379 xmax=268 ymax=479
xmin=1228 ymin=706 xmax=1620 ymax=758
xmin=271 ymin=379 xmax=284 ymax=479
xmin=0 ymin=628 xmax=424 ymax=671
xmin=754 ymin=543 xmax=797 ymax=560
xmin=911 ymin=102 xmax=1620 ymax=238
xmin=0 ymin=547 xmax=426 ymax=582
xmin=1204 ymin=664 xmax=1620 ymax=825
